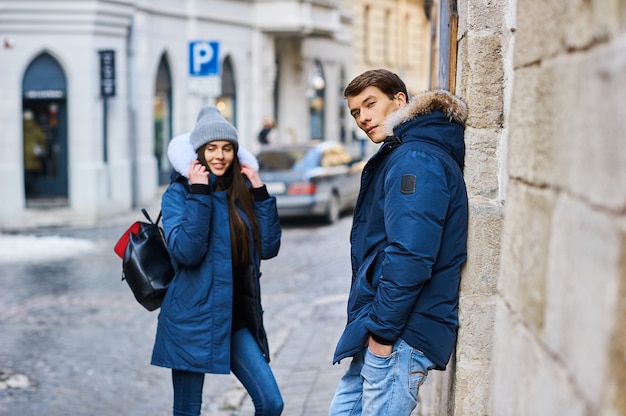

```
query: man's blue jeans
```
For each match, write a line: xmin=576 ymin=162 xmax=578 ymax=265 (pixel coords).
xmin=172 ymin=327 xmax=283 ymax=416
xmin=329 ymin=338 xmax=434 ymax=416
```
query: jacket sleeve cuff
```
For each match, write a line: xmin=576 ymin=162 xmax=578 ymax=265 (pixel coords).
xmin=370 ymin=333 xmax=394 ymax=345
xmin=251 ymin=185 xmax=270 ymax=201
xmin=190 ymin=184 xmax=211 ymax=194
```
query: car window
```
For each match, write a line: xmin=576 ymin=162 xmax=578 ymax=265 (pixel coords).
xmin=257 ymin=148 xmax=309 ymax=171
xmin=293 ymin=148 xmax=321 ymax=170
xmin=320 ymin=146 xmax=353 ymax=167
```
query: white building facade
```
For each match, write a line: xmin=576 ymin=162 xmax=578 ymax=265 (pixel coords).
xmin=0 ymin=0 xmax=352 ymax=229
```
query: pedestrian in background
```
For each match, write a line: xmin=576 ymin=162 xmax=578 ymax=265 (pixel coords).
xmin=329 ymin=69 xmax=469 ymax=415
xmin=23 ymin=109 xmax=47 ymax=195
xmin=151 ymin=105 xmax=284 ymax=416
xmin=257 ymin=117 xmax=276 ymax=146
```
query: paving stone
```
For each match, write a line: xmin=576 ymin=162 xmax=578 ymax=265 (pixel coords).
xmin=0 ymin=200 xmax=354 ymax=416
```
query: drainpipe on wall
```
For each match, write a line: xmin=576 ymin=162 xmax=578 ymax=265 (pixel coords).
xmin=126 ymin=17 xmax=138 ymax=208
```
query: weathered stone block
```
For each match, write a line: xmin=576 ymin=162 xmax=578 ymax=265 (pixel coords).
xmin=550 ymin=41 xmax=626 ymax=212
xmin=498 ymin=181 xmax=555 ymax=334
xmin=490 ymin=298 xmax=587 ymax=415
xmin=464 ymin=34 xmax=505 ymax=129
xmin=464 ymin=128 xmax=501 ymax=199
xmin=462 ymin=195 xmax=503 ymax=296
xmin=454 ymin=360 xmax=491 ymax=415
xmin=514 ymin=0 xmax=567 ymax=66
xmin=564 ymin=0 xmax=623 ymax=49
xmin=464 ymin=0 xmax=507 ymax=32
xmin=457 ymin=297 xmax=496 ymax=362
xmin=543 ymin=194 xmax=620 ymax=407
xmin=507 ymin=65 xmax=540 ymax=181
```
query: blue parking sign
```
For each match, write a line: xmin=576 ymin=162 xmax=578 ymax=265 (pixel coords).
xmin=189 ymin=41 xmax=219 ymax=76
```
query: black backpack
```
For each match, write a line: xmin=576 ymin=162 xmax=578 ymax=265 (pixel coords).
xmin=114 ymin=208 xmax=174 ymax=311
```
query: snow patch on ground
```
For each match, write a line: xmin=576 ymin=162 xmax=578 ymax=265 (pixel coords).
xmin=0 ymin=234 xmax=96 ymax=263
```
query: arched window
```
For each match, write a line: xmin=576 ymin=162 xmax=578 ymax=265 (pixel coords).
xmin=338 ymin=67 xmax=347 ymax=143
xmin=216 ymin=56 xmax=237 ymax=126
xmin=273 ymin=53 xmax=280 ymax=126
xmin=308 ymin=60 xmax=325 ymax=141
xmin=364 ymin=5 xmax=372 ymax=64
xmin=22 ymin=52 xmax=68 ymax=203
xmin=385 ymin=9 xmax=393 ymax=64
xmin=154 ymin=53 xmax=172 ymax=185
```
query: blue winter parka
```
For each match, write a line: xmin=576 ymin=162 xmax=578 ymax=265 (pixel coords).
xmin=151 ymin=135 xmax=281 ymax=375
xmin=333 ymin=90 xmax=469 ymax=370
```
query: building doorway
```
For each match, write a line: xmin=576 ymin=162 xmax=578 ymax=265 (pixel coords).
xmin=22 ymin=52 xmax=68 ymax=205
xmin=154 ymin=53 xmax=173 ymax=185
xmin=215 ymin=56 xmax=237 ymax=126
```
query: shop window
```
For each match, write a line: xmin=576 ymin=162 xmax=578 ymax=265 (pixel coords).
xmin=364 ymin=5 xmax=372 ymax=64
xmin=216 ymin=56 xmax=237 ymax=127
xmin=339 ymin=67 xmax=347 ymax=143
xmin=22 ymin=52 xmax=68 ymax=204
xmin=308 ymin=60 xmax=326 ymax=141
xmin=385 ymin=9 xmax=393 ymax=65
xmin=154 ymin=53 xmax=173 ymax=185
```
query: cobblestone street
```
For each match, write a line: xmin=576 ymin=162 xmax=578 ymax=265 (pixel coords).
xmin=0 ymin=200 xmax=353 ymax=416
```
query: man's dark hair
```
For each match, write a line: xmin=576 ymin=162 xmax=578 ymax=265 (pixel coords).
xmin=343 ymin=69 xmax=409 ymax=102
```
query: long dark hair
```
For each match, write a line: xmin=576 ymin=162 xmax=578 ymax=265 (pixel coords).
xmin=197 ymin=148 xmax=262 ymax=266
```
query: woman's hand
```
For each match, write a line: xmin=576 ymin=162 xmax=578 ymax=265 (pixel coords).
xmin=189 ymin=160 xmax=209 ymax=185
xmin=240 ymin=163 xmax=263 ymax=188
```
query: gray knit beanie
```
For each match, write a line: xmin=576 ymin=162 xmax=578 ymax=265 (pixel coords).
xmin=189 ymin=106 xmax=239 ymax=151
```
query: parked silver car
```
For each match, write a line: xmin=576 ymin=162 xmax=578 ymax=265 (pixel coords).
xmin=257 ymin=141 xmax=364 ymax=223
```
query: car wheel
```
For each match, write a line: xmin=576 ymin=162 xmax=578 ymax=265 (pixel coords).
xmin=325 ymin=193 xmax=340 ymax=224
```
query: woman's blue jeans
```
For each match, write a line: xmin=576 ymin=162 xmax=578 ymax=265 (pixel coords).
xmin=328 ymin=338 xmax=434 ymax=416
xmin=172 ymin=327 xmax=283 ymax=416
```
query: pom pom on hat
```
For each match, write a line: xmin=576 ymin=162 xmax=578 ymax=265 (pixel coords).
xmin=190 ymin=106 xmax=239 ymax=151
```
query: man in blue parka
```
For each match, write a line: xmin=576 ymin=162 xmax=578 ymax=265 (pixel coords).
xmin=329 ymin=69 xmax=469 ymax=416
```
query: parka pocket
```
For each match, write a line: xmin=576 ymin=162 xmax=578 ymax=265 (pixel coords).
xmin=348 ymin=252 xmax=381 ymax=314
xmin=170 ymin=285 xmax=202 ymax=317
xmin=349 ymin=275 xmax=374 ymax=308
xmin=365 ymin=250 xmax=385 ymax=287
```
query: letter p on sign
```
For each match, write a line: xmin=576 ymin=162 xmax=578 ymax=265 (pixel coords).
xmin=189 ymin=41 xmax=220 ymax=76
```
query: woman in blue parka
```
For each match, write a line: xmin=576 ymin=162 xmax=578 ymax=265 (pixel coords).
xmin=151 ymin=106 xmax=283 ymax=416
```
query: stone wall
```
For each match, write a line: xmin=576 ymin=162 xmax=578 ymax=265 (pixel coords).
xmin=419 ymin=0 xmax=512 ymax=414
xmin=491 ymin=1 xmax=626 ymax=415
xmin=372 ymin=1 xmax=625 ymax=415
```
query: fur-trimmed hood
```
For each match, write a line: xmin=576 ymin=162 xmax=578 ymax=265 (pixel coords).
xmin=382 ymin=89 xmax=468 ymax=170
xmin=383 ymin=89 xmax=467 ymax=136
xmin=167 ymin=132 xmax=258 ymax=180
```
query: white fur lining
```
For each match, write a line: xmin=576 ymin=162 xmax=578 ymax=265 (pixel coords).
xmin=167 ymin=132 xmax=259 ymax=179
